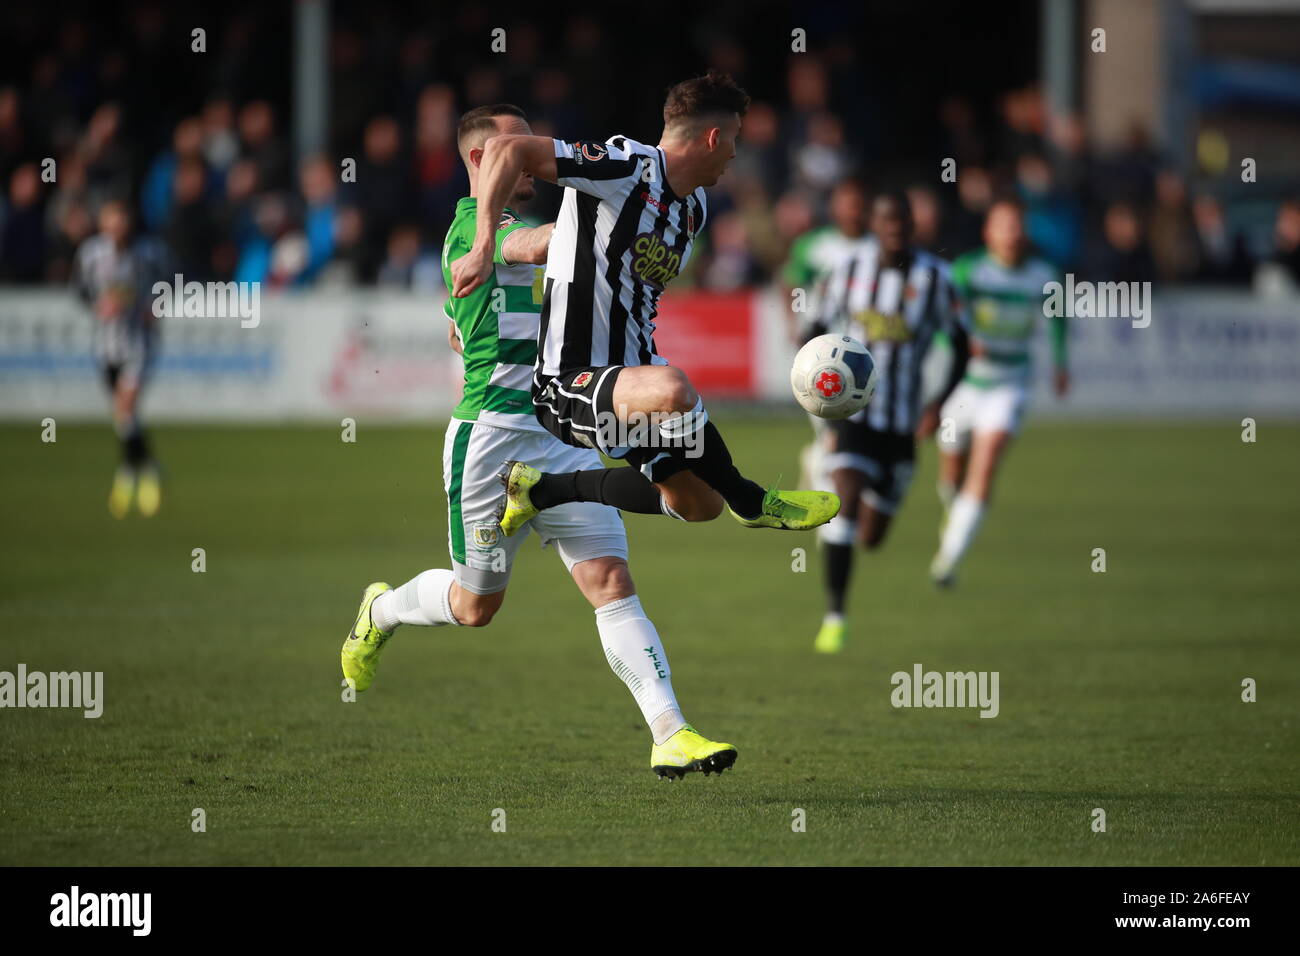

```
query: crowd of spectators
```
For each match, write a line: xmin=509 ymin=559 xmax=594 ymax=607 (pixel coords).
xmin=0 ymin=6 xmax=1297 ymax=295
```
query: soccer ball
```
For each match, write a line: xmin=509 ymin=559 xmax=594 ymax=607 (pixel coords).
xmin=790 ymin=333 xmax=878 ymax=419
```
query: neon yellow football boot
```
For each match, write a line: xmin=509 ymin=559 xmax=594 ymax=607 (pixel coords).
xmin=340 ymin=582 xmax=393 ymax=692
xmin=108 ymin=466 xmax=135 ymax=519
xmin=650 ymin=726 xmax=738 ymax=780
xmin=729 ymin=488 xmax=840 ymax=531
xmin=813 ymin=616 xmax=846 ymax=654
xmin=136 ymin=466 xmax=162 ymax=517
xmin=496 ymin=460 xmax=541 ymax=537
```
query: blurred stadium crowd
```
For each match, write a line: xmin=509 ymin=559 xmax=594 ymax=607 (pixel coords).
xmin=0 ymin=1 xmax=1297 ymax=293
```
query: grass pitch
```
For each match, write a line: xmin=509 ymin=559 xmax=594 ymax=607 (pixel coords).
xmin=1 ymin=418 xmax=1296 ymax=866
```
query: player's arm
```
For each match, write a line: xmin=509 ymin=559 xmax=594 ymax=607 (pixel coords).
xmin=441 ymin=269 xmax=464 ymax=355
xmin=917 ymin=277 xmax=971 ymax=439
xmin=451 ymin=135 xmax=558 ymax=297
xmin=454 ymin=136 xmax=640 ymax=296
xmin=499 ymin=221 xmax=554 ymax=266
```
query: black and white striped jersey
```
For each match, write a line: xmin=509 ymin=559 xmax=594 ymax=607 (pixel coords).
xmin=72 ymin=234 xmax=169 ymax=327
xmin=812 ymin=237 xmax=965 ymax=435
xmin=534 ymin=135 xmax=706 ymax=390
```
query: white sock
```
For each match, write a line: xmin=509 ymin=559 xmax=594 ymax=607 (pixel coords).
xmin=938 ymin=493 xmax=985 ymax=567
xmin=937 ymin=479 xmax=957 ymax=511
xmin=660 ymin=497 xmax=686 ymax=521
xmin=657 ymin=397 xmax=708 ymax=442
xmin=595 ymin=595 xmax=685 ymax=745
xmin=371 ymin=568 xmax=460 ymax=632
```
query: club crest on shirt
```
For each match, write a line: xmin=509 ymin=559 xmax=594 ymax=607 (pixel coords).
xmin=498 ymin=211 xmax=522 ymax=230
xmin=472 ymin=522 xmax=499 ymax=550
xmin=571 ymin=371 xmax=594 ymax=389
xmin=573 ymin=142 xmax=608 ymax=164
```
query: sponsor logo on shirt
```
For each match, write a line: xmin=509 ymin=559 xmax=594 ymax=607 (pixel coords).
xmin=853 ymin=308 xmax=914 ymax=343
xmin=641 ymin=190 xmax=667 ymax=213
xmin=631 ymin=232 xmax=682 ymax=291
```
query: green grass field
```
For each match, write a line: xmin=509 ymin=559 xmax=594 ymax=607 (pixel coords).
xmin=1 ymin=418 xmax=1297 ymax=866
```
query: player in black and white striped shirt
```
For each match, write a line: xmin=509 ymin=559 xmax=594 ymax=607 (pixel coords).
xmin=71 ymin=199 xmax=170 ymax=519
xmin=537 ymin=135 xmax=701 ymax=379
xmin=452 ymin=71 xmax=839 ymax=537
xmin=802 ymin=192 xmax=970 ymax=653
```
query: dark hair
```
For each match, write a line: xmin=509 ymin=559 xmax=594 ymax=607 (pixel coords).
xmin=663 ymin=70 xmax=750 ymax=129
xmin=833 ymin=175 xmax=872 ymax=197
xmin=987 ymin=194 xmax=1026 ymax=216
xmin=873 ymin=189 xmax=913 ymax=221
xmin=457 ymin=103 xmax=527 ymax=148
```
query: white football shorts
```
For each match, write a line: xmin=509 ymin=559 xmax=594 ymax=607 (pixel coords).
xmin=937 ymin=380 xmax=1029 ymax=453
xmin=442 ymin=418 xmax=628 ymax=594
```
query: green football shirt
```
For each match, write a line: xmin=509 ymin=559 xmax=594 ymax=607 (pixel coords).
xmin=950 ymin=248 xmax=1066 ymax=387
xmin=781 ymin=225 xmax=857 ymax=291
xmin=441 ymin=197 xmax=547 ymax=430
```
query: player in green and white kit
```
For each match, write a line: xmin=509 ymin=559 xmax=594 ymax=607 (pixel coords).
xmin=781 ymin=177 xmax=870 ymax=489
xmin=781 ymin=178 xmax=871 ymax=342
xmin=341 ymin=105 xmax=737 ymax=779
xmin=931 ymin=197 xmax=1069 ymax=586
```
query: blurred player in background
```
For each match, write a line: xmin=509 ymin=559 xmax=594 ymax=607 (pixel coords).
xmin=71 ymin=199 xmax=169 ymax=518
xmin=341 ymin=105 xmax=737 ymax=780
xmin=781 ymin=177 xmax=871 ymax=491
xmin=804 ymin=192 xmax=969 ymax=653
xmin=930 ymin=197 xmax=1068 ymax=587
xmin=781 ymin=177 xmax=872 ymax=343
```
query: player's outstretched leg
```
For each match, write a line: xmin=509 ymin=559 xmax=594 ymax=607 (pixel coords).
xmin=497 ymin=458 xmax=686 ymax=536
xmin=652 ymin=390 xmax=839 ymax=530
xmin=498 ymin=453 xmax=838 ymax=535
xmin=504 ymin=366 xmax=840 ymax=534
